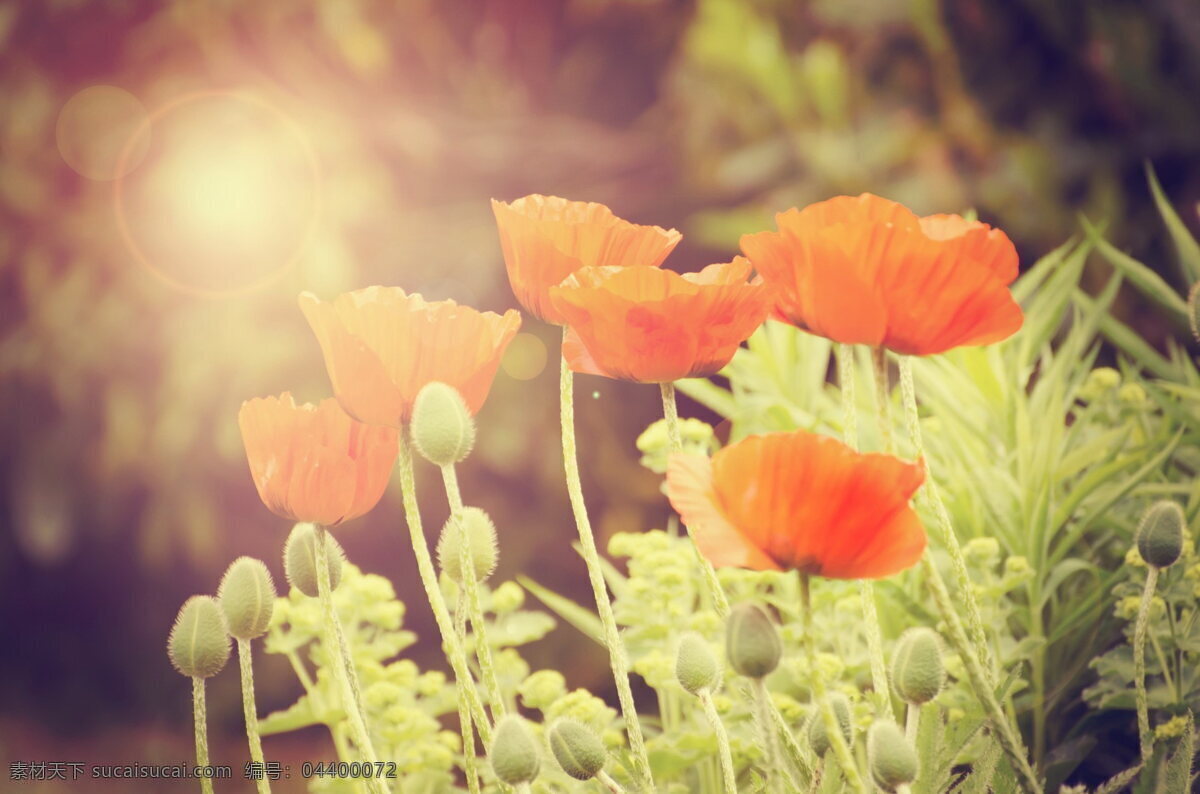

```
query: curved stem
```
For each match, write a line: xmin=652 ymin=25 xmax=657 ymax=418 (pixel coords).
xmin=843 ymin=347 xmax=894 ymax=720
xmin=237 ymin=639 xmax=271 ymax=794
xmin=440 ymin=463 xmax=506 ymax=721
xmin=313 ymin=525 xmax=387 ymax=794
xmin=560 ymin=340 xmax=653 ymax=791
xmin=396 ymin=436 xmax=492 ymax=739
xmin=699 ymin=690 xmax=738 ymax=793
xmin=752 ymin=677 xmax=796 ymax=792
xmin=192 ymin=677 xmax=214 ymax=794
xmin=1134 ymin=565 xmax=1161 ymax=761
xmin=597 ymin=769 xmax=627 ymax=793
xmin=800 ymin=575 xmax=866 ymax=794
xmin=454 ymin=593 xmax=482 ymax=794
xmin=898 ymin=357 xmax=993 ymax=679
xmin=661 ymin=381 xmax=729 ymax=615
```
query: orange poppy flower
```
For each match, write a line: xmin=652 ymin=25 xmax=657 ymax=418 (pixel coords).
xmin=666 ymin=431 xmax=926 ymax=579
xmin=740 ymin=193 xmax=1022 ymax=355
xmin=238 ymin=393 xmax=398 ymax=527
xmin=299 ymin=287 xmax=521 ymax=427
xmin=547 ymin=258 xmax=771 ymax=383
xmin=491 ymin=194 xmax=682 ymax=324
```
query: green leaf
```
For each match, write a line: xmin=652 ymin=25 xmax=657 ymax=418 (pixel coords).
xmin=517 ymin=576 xmax=603 ymax=644
xmin=1163 ymin=713 xmax=1197 ymax=794
xmin=676 ymin=375 xmax=737 ymax=418
xmin=1073 ymin=290 xmax=1179 ymax=379
xmin=259 ymin=694 xmax=337 ymax=736
xmin=1147 ymin=162 xmax=1200 ymax=285
xmin=1083 ymin=215 xmax=1189 ymax=320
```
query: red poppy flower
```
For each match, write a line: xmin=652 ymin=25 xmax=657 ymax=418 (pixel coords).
xmin=238 ymin=393 xmax=398 ymax=527
xmin=491 ymin=194 xmax=682 ymax=324
xmin=299 ymin=287 xmax=521 ymax=427
xmin=666 ymin=431 xmax=926 ymax=579
xmin=547 ymin=258 xmax=771 ymax=383
xmin=739 ymin=193 xmax=1021 ymax=355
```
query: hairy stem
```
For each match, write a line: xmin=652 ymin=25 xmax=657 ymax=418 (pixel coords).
xmin=560 ymin=341 xmax=653 ymax=791
xmin=753 ymin=677 xmax=796 ymax=792
xmin=1134 ymin=565 xmax=1161 ymax=761
xmin=454 ymin=593 xmax=482 ymax=794
xmin=192 ymin=677 xmax=214 ymax=794
xmin=699 ymin=690 xmax=738 ymax=793
xmin=441 ymin=463 xmax=506 ymax=721
xmin=661 ymin=381 xmax=729 ymax=614
xmin=597 ymin=769 xmax=626 ymax=793
xmin=237 ymin=639 xmax=271 ymax=794
xmin=314 ymin=525 xmax=387 ymax=794
xmin=396 ymin=436 xmax=492 ymax=739
xmin=801 ymin=575 xmax=866 ymax=794
xmin=845 ymin=347 xmax=895 ymax=720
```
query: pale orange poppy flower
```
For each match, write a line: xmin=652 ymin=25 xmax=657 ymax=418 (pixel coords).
xmin=238 ymin=393 xmax=398 ymax=527
xmin=666 ymin=431 xmax=926 ymax=579
xmin=547 ymin=258 xmax=771 ymax=383
xmin=491 ymin=194 xmax=682 ymax=324
xmin=740 ymin=193 xmax=1022 ymax=355
xmin=299 ymin=287 xmax=521 ymax=427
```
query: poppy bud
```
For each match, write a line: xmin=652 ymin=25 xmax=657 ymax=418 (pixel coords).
xmin=889 ymin=627 xmax=945 ymax=706
xmin=548 ymin=718 xmax=607 ymax=781
xmin=284 ymin=522 xmax=345 ymax=597
xmin=168 ymin=596 xmax=231 ymax=678
xmin=726 ymin=603 xmax=782 ymax=679
xmin=489 ymin=715 xmax=540 ymax=785
xmin=808 ymin=692 xmax=853 ymax=757
xmin=867 ymin=720 xmax=918 ymax=792
xmin=675 ymin=632 xmax=720 ymax=695
xmin=412 ymin=382 xmax=475 ymax=466
xmin=436 ymin=507 xmax=498 ymax=583
xmin=218 ymin=557 xmax=276 ymax=640
xmin=1137 ymin=501 xmax=1186 ymax=569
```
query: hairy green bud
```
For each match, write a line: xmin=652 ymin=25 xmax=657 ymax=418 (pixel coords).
xmin=1137 ymin=501 xmax=1186 ymax=569
xmin=726 ymin=603 xmax=782 ymax=679
xmin=436 ymin=507 xmax=498 ymax=583
xmin=489 ymin=715 xmax=540 ymax=785
xmin=548 ymin=718 xmax=607 ymax=781
xmin=675 ymin=632 xmax=720 ymax=695
xmin=867 ymin=720 xmax=918 ymax=792
xmin=168 ymin=596 xmax=231 ymax=678
xmin=890 ymin=627 xmax=945 ymax=705
xmin=808 ymin=692 xmax=853 ymax=757
xmin=412 ymin=382 xmax=475 ymax=466
xmin=217 ymin=557 xmax=276 ymax=640
xmin=284 ymin=522 xmax=345 ymax=597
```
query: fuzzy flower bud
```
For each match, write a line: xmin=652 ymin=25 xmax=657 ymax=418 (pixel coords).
xmin=675 ymin=632 xmax=720 ymax=695
xmin=808 ymin=692 xmax=853 ymax=757
xmin=284 ymin=522 xmax=345 ymax=597
xmin=867 ymin=720 xmax=919 ymax=792
xmin=217 ymin=557 xmax=276 ymax=640
xmin=890 ymin=627 xmax=945 ymax=705
xmin=726 ymin=603 xmax=782 ymax=679
xmin=548 ymin=719 xmax=607 ymax=781
xmin=412 ymin=382 xmax=475 ymax=466
xmin=436 ymin=507 xmax=498 ymax=583
xmin=1137 ymin=500 xmax=1186 ymax=569
xmin=489 ymin=715 xmax=541 ymax=785
xmin=168 ymin=596 xmax=231 ymax=678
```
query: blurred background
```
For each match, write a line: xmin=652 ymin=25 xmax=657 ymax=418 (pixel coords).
xmin=1 ymin=0 xmax=1198 ymax=788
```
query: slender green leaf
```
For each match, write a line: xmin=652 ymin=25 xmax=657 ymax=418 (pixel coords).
xmin=1147 ymin=162 xmax=1200 ymax=285
xmin=517 ymin=576 xmax=604 ymax=644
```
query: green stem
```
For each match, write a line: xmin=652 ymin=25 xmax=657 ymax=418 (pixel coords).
xmin=919 ymin=554 xmax=1042 ymax=793
xmin=898 ymin=357 xmax=994 ymax=680
xmin=905 ymin=703 xmax=919 ymax=743
xmin=313 ymin=525 xmax=387 ymax=794
xmin=560 ymin=341 xmax=653 ymax=791
xmin=396 ymin=436 xmax=492 ymax=739
xmin=597 ymin=769 xmax=627 ymax=793
xmin=661 ymin=381 xmax=730 ymax=615
xmin=753 ymin=677 xmax=796 ymax=793
xmin=699 ymin=690 xmax=738 ymax=793
xmin=1133 ymin=565 xmax=1161 ymax=761
xmin=237 ymin=639 xmax=271 ymax=794
xmin=843 ymin=347 xmax=894 ymax=720
xmin=441 ymin=463 xmax=506 ymax=721
xmin=192 ymin=677 xmax=214 ymax=794
xmin=871 ymin=347 xmax=894 ymax=454
xmin=800 ymin=575 xmax=866 ymax=794
xmin=455 ymin=593 xmax=482 ymax=794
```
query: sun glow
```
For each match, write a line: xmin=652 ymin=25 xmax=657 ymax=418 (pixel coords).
xmin=114 ymin=92 xmax=320 ymax=296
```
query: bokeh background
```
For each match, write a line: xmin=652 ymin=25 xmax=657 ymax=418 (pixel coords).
xmin=1 ymin=0 xmax=1199 ymax=789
